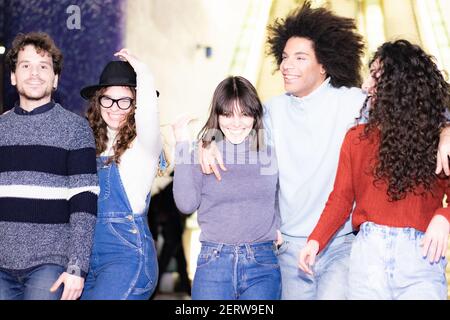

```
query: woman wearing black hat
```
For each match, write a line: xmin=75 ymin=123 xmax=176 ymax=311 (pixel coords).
xmin=80 ymin=49 xmax=162 ymax=300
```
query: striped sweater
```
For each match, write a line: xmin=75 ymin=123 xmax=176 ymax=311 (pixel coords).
xmin=0 ymin=102 xmax=99 ymax=277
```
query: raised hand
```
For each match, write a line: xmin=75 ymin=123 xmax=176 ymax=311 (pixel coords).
xmin=171 ymin=114 xmax=197 ymax=143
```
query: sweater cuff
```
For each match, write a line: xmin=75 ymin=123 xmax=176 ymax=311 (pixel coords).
xmin=175 ymin=141 xmax=192 ymax=165
xmin=307 ymin=234 xmax=326 ymax=255
xmin=433 ymin=207 xmax=450 ymax=224
xmin=66 ymin=264 xmax=87 ymax=279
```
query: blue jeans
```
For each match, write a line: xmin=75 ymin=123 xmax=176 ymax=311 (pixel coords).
xmin=81 ymin=213 xmax=158 ymax=300
xmin=349 ymin=222 xmax=448 ymax=300
xmin=0 ymin=264 xmax=64 ymax=300
xmin=192 ymin=241 xmax=281 ymax=300
xmin=278 ymin=233 xmax=354 ymax=300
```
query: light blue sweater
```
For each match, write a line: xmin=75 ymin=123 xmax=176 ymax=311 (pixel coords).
xmin=263 ymin=78 xmax=366 ymax=238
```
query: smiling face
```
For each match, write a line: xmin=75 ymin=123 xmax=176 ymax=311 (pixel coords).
xmin=218 ymin=102 xmax=254 ymax=145
xmin=11 ymin=45 xmax=58 ymax=109
xmin=99 ymin=86 xmax=134 ymax=130
xmin=280 ymin=37 xmax=326 ymax=98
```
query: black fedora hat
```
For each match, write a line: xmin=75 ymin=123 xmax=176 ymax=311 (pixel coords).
xmin=80 ymin=60 xmax=159 ymax=99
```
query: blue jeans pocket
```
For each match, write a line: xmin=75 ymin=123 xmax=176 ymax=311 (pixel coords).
xmin=251 ymin=248 xmax=279 ymax=268
xmin=196 ymin=251 xmax=218 ymax=269
xmin=106 ymin=221 xmax=139 ymax=250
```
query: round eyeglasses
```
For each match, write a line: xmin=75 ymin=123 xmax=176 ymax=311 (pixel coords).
xmin=99 ymin=95 xmax=134 ymax=110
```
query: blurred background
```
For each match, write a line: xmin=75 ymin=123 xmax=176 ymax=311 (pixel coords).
xmin=0 ymin=0 xmax=449 ymax=299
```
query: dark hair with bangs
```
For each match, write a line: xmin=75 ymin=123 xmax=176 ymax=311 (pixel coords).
xmin=198 ymin=76 xmax=265 ymax=150
xmin=267 ymin=1 xmax=364 ymax=88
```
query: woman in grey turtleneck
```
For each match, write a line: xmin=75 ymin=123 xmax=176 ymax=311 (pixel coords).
xmin=172 ymin=76 xmax=281 ymax=300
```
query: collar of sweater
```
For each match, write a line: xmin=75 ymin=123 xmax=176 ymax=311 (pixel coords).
xmin=287 ymin=77 xmax=331 ymax=105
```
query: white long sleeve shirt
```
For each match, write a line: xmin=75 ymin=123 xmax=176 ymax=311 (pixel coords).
xmin=102 ymin=67 xmax=162 ymax=214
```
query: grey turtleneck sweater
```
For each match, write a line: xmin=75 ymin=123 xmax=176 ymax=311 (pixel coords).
xmin=173 ymin=138 xmax=279 ymax=244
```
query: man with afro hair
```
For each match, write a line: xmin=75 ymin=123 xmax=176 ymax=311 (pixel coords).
xmin=263 ymin=1 xmax=366 ymax=300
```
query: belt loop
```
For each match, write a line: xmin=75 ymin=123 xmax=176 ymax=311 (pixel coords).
xmin=216 ymin=243 xmax=223 ymax=257
xmin=244 ymin=243 xmax=252 ymax=259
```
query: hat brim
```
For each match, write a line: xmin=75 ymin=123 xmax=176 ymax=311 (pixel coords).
xmin=80 ymin=83 xmax=137 ymax=100
xmin=80 ymin=84 xmax=160 ymax=100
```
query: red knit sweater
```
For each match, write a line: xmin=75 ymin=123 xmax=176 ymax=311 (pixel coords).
xmin=309 ymin=124 xmax=450 ymax=252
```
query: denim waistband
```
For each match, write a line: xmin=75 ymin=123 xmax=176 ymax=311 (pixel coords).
xmin=200 ymin=241 xmax=276 ymax=254
xmin=359 ymin=222 xmax=424 ymax=240
xmin=282 ymin=231 xmax=355 ymax=245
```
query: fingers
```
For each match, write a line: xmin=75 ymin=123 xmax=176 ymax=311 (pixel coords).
xmin=114 ymin=48 xmax=130 ymax=56
xmin=114 ymin=49 xmax=129 ymax=61
xmin=199 ymin=146 xmax=212 ymax=175
xmin=435 ymin=238 xmax=443 ymax=263
xmin=424 ymin=237 xmax=439 ymax=263
xmin=60 ymin=286 xmax=70 ymax=300
xmin=198 ymin=146 xmax=207 ymax=174
xmin=210 ymin=163 xmax=222 ymax=181
xmin=216 ymin=153 xmax=227 ymax=172
xmin=211 ymin=143 xmax=226 ymax=175
xmin=437 ymin=233 xmax=448 ymax=261
xmin=421 ymin=234 xmax=432 ymax=259
xmin=172 ymin=114 xmax=197 ymax=129
xmin=436 ymin=150 xmax=442 ymax=174
xmin=276 ymin=230 xmax=283 ymax=246
xmin=429 ymin=240 xmax=439 ymax=263
xmin=440 ymin=149 xmax=450 ymax=176
xmin=198 ymin=143 xmax=225 ymax=179
xmin=114 ymin=48 xmax=139 ymax=66
xmin=69 ymin=288 xmax=82 ymax=300
xmin=49 ymin=275 xmax=63 ymax=293
xmin=298 ymin=250 xmax=314 ymax=275
xmin=61 ymin=281 xmax=84 ymax=300
xmin=443 ymin=154 xmax=450 ymax=176
xmin=60 ymin=287 xmax=82 ymax=300
xmin=308 ymin=252 xmax=316 ymax=271
xmin=437 ymin=148 xmax=450 ymax=176
xmin=172 ymin=114 xmax=197 ymax=142
xmin=443 ymin=233 xmax=449 ymax=258
xmin=298 ymin=250 xmax=309 ymax=273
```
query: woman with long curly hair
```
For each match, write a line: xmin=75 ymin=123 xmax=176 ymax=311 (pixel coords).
xmin=299 ymin=39 xmax=450 ymax=299
xmin=79 ymin=49 xmax=162 ymax=300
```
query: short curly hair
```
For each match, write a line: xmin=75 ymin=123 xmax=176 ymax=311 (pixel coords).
xmin=267 ymin=1 xmax=364 ymax=88
xmin=361 ymin=40 xmax=450 ymax=201
xmin=5 ymin=32 xmax=63 ymax=75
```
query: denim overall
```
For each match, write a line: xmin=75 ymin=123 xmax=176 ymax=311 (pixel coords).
xmin=81 ymin=155 xmax=162 ymax=300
